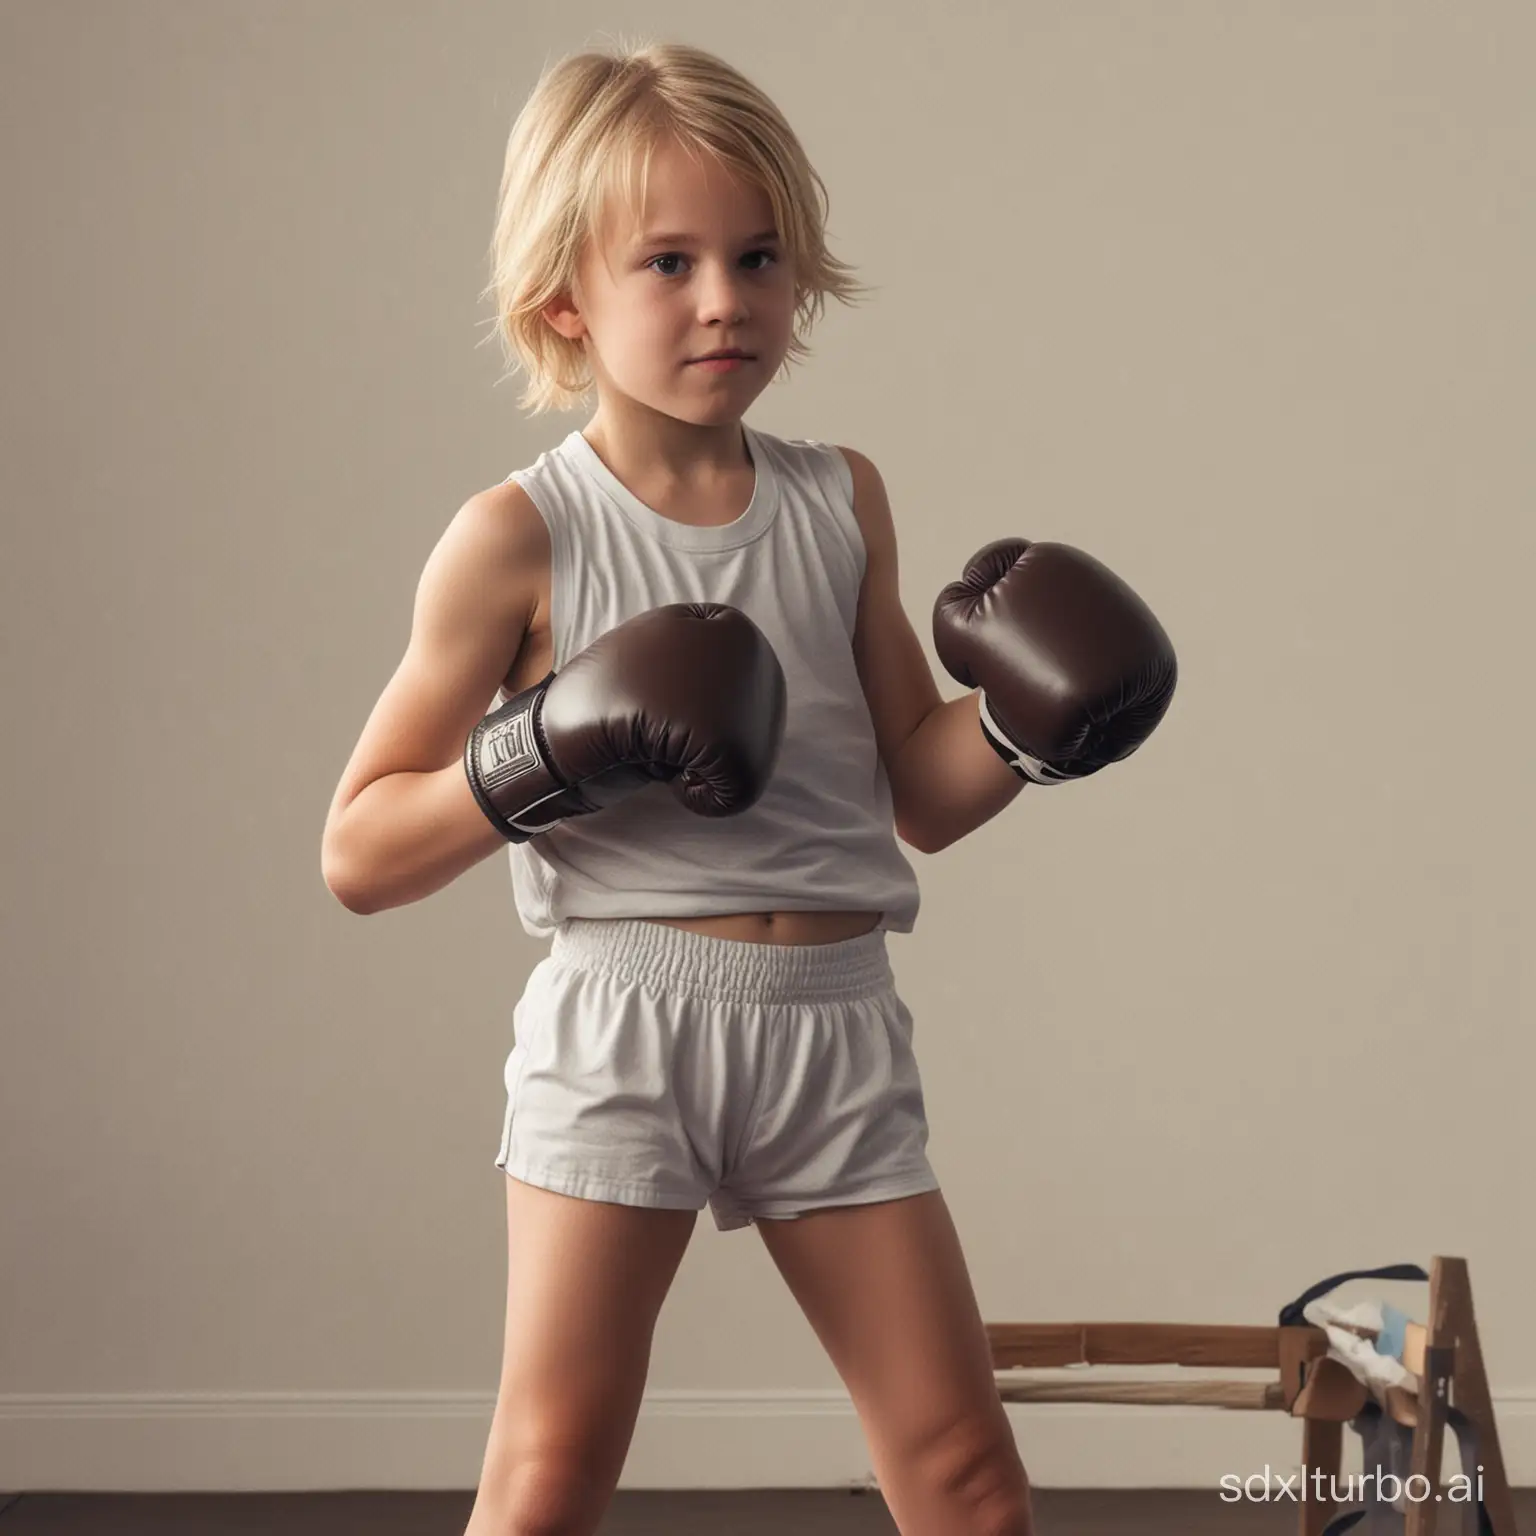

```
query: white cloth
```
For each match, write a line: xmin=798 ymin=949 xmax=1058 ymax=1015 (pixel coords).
xmin=1301 ymin=1295 xmax=1418 ymax=1398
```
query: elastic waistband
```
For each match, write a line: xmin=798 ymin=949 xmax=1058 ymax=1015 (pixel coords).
xmin=549 ymin=918 xmax=894 ymax=1005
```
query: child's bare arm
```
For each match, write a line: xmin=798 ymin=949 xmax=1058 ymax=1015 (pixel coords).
xmin=320 ymin=483 xmax=549 ymax=914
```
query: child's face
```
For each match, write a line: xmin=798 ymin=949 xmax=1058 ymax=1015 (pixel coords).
xmin=551 ymin=138 xmax=798 ymax=425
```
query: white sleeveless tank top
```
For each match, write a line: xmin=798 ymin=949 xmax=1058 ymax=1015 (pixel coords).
xmin=497 ymin=422 xmax=921 ymax=939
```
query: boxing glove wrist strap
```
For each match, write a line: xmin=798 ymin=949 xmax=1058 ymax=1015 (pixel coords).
xmin=977 ymin=690 xmax=1077 ymax=786
xmin=464 ymin=675 xmax=595 ymax=843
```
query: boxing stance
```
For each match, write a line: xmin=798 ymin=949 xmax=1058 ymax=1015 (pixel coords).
xmin=463 ymin=542 xmax=1175 ymax=853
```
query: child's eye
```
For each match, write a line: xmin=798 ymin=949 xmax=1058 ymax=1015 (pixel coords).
xmin=647 ymin=249 xmax=778 ymax=277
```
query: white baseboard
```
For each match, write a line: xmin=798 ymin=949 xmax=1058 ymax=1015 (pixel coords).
xmin=3 ymin=1388 xmax=1534 ymax=1493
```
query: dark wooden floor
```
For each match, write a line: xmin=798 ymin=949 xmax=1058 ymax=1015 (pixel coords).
xmin=2 ymin=1488 xmax=1531 ymax=1533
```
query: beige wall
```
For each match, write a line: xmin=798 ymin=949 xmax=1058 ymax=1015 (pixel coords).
xmin=3 ymin=0 xmax=1532 ymax=1494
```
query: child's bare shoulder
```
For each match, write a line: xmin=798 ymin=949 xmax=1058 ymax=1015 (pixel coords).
xmin=445 ymin=477 xmax=550 ymax=576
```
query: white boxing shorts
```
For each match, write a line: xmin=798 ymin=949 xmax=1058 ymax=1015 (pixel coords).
xmin=494 ymin=918 xmax=940 ymax=1231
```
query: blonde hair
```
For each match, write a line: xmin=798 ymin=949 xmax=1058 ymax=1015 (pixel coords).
xmin=480 ymin=36 xmax=873 ymax=415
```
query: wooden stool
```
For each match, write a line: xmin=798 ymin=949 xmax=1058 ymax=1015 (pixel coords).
xmin=986 ymin=1255 xmax=1517 ymax=1535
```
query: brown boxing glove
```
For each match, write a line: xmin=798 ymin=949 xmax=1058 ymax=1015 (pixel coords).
xmin=933 ymin=540 xmax=1176 ymax=785
xmin=465 ymin=603 xmax=786 ymax=841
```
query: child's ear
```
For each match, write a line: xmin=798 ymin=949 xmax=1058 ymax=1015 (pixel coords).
xmin=541 ymin=292 xmax=585 ymax=341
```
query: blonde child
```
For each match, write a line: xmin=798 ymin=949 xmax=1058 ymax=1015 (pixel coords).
xmin=322 ymin=37 xmax=1174 ymax=1536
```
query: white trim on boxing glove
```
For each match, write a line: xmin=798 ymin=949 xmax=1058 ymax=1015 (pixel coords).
xmin=464 ymin=682 xmax=583 ymax=841
xmin=976 ymin=690 xmax=1076 ymax=786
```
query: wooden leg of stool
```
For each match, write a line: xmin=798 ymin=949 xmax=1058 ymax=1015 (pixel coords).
xmin=1300 ymin=1415 xmax=1342 ymax=1536
xmin=1430 ymin=1257 xmax=1520 ymax=1536
xmin=1405 ymin=1340 xmax=1450 ymax=1536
